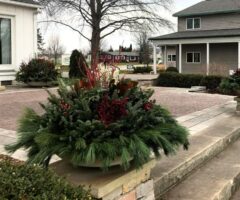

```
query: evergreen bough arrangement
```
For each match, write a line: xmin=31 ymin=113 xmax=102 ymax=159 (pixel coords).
xmin=6 ymin=74 xmax=189 ymax=170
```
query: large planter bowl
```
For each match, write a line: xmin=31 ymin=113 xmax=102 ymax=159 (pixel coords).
xmin=26 ymin=81 xmax=58 ymax=87
xmin=59 ymin=156 xmax=133 ymax=168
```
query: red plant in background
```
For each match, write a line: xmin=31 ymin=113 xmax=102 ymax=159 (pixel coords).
xmin=74 ymin=59 xmax=119 ymax=90
xmin=98 ymin=95 xmax=128 ymax=126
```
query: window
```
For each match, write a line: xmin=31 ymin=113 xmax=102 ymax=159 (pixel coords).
xmin=0 ymin=18 xmax=11 ymax=64
xmin=187 ymin=18 xmax=201 ymax=30
xmin=172 ymin=55 xmax=176 ymax=61
xmin=186 ymin=52 xmax=201 ymax=63
xmin=130 ymin=56 xmax=136 ymax=61
xmin=168 ymin=54 xmax=176 ymax=62
xmin=194 ymin=18 xmax=201 ymax=29
xmin=187 ymin=18 xmax=193 ymax=29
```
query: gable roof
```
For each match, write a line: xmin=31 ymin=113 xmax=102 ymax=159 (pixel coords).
xmin=174 ymin=0 xmax=240 ymax=17
xmin=149 ymin=28 xmax=240 ymax=41
xmin=10 ymin=0 xmax=39 ymax=5
xmin=102 ymin=51 xmax=139 ymax=57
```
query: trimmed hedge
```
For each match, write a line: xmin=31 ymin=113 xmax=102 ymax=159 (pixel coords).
xmin=155 ymin=72 xmax=224 ymax=90
xmin=0 ymin=156 xmax=93 ymax=200
xmin=200 ymin=75 xmax=223 ymax=91
xmin=166 ymin=67 xmax=179 ymax=73
xmin=133 ymin=66 xmax=152 ymax=74
xmin=219 ymin=70 xmax=240 ymax=95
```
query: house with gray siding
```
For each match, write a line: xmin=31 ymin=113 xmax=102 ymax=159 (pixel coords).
xmin=150 ymin=0 xmax=240 ymax=75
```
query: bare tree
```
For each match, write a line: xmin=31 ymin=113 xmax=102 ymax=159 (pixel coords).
xmin=45 ymin=35 xmax=65 ymax=64
xmin=39 ymin=0 xmax=172 ymax=68
xmin=135 ymin=29 xmax=151 ymax=66
xmin=37 ymin=28 xmax=45 ymax=54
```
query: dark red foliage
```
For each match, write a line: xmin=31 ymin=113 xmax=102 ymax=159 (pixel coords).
xmin=98 ymin=95 xmax=128 ymax=126
xmin=60 ymin=100 xmax=71 ymax=116
xmin=117 ymin=79 xmax=138 ymax=96
xmin=143 ymin=102 xmax=153 ymax=111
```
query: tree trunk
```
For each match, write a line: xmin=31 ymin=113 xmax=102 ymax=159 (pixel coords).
xmin=90 ymin=0 xmax=102 ymax=69
xmin=91 ymin=29 xmax=100 ymax=69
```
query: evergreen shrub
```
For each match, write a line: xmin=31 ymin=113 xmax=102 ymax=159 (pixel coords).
xmin=16 ymin=59 xmax=58 ymax=83
xmin=155 ymin=72 xmax=203 ymax=88
xmin=200 ymin=75 xmax=223 ymax=91
xmin=69 ymin=50 xmax=87 ymax=78
xmin=219 ymin=69 xmax=240 ymax=95
xmin=155 ymin=72 xmax=224 ymax=90
xmin=0 ymin=156 xmax=92 ymax=200
xmin=166 ymin=67 xmax=179 ymax=73
xmin=133 ymin=66 xmax=152 ymax=74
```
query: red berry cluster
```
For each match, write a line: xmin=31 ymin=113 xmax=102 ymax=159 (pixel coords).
xmin=98 ymin=95 xmax=128 ymax=126
xmin=143 ymin=102 xmax=153 ymax=111
xmin=60 ymin=100 xmax=71 ymax=116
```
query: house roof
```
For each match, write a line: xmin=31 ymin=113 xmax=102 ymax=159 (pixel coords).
xmin=149 ymin=28 xmax=240 ymax=41
xmin=10 ymin=0 xmax=39 ymax=5
xmin=102 ymin=52 xmax=139 ymax=57
xmin=173 ymin=0 xmax=240 ymax=17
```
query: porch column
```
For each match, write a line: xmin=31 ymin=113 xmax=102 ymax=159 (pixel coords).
xmin=153 ymin=44 xmax=157 ymax=74
xmin=238 ymin=42 xmax=240 ymax=69
xmin=179 ymin=44 xmax=182 ymax=73
xmin=206 ymin=43 xmax=210 ymax=75
xmin=164 ymin=45 xmax=167 ymax=69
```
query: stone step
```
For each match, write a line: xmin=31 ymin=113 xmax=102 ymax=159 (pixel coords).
xmin=177 ymin=101 xmax=235 ymax=129
xmin=152 ymin=113 xmax=240 ymax=199
xmin=162 ymin=137 xmax=240 ymax=200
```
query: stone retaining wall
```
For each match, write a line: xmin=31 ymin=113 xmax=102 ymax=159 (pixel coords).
xmin=51 ymin=160 xmax=156 ymax=200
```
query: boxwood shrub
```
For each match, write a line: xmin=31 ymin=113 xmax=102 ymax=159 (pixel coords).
xmin=133 ymin=66 xmax=152 ymax=74
xmin=155 ymin=72 xmax=203 ymax=88
xmin=0 ymin=156 xmax=93 ymax=200
xmin=200 ymin=75 xmax=223 ymax=91
xmin=155 ymin=72 xmax=224 ymax=91
xmin=219 ymin=69 xmax=240 ymax=95
xmin=166 ymin=67 xmax=179 ymax=73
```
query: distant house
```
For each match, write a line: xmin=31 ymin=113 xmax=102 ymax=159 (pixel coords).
xmin=150 ymin=0 xmax=240 ymax=75
xmin=0 ymin=0 xmax=40 ymax=84
xmin=99 ymin=52 xmax=140 ymax=63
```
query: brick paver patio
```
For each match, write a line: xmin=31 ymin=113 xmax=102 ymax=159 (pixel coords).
xmin=0 ymin=87 xmax=233 ymax=131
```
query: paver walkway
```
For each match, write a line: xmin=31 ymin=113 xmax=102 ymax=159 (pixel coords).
xmin=0 ymin=88 xmax=57 ymax=130
xmin=0 ymin=87 xmax=233 ymax=131
xmin=152 ymin=87 xmax=233 ymax=117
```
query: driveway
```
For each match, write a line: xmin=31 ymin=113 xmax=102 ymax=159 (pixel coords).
xmin=0 ymin=87 xmax=233 ymax=131
xmin=152 ymin=87 xmax=233 ymax=117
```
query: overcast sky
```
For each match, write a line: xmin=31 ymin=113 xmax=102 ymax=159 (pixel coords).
xmin=39 ymin=0 xmax=202 ymax=54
